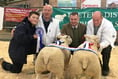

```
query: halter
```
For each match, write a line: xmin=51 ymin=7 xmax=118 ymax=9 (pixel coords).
xmin=54 ymin=40 xmax=64 ymax=45
xmin=48 ymin=43 xmax=97 ymax=55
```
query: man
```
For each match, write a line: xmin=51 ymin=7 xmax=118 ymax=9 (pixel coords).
xmin=36 ymin=4 xmax=60 ymax=52
xmin=0 ymin=11 xmax=39 ymax=73
xmin=32 ymin=4 xmax=60 ymax=63
xmin=61 ymin=12 xmax=86 ymax=48
xmin=86 ymin=11 xmax=117 ymax=76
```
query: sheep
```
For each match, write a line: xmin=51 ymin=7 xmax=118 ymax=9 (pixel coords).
xmin=55 ymin=14 xmax=66 ymax=21
xmin=35 ymin=34 xmax=72 ymax=79
xmin=68 ymin=34 xmax=101 ymax=79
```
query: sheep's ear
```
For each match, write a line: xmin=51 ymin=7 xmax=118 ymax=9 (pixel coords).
xmin=84 ymin=34 xmax=89 ymax=38
xmin=66 ymin=35 xmax=72 ymax=44
xmin=84 ymin=34 xmax=90 ymax=40
xmin=66 ymin=35 xmax=69 ymax=38
xmin=94 ymin=36 xmax=99 ymax=43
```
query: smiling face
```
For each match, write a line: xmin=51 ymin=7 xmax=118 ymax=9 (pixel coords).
xmin=42 ymin=5 xmax=53 ymax=19
xmin=70 ymin=14 xmax=79 ymax=26
xmin=28 ymin=14 xmax=39 ymax=25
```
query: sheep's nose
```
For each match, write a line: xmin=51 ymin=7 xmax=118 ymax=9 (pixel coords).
xmin=57 ymin=38 xmax=60 ymax=40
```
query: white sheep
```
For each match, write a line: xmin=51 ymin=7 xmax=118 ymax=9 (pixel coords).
xmin=55 ymin=14 xmax=66 ymax=21
xmin=35 ymin=34 xmax=72 ymax=79
xmin=68 ymin=34 xmax=101 ymax=79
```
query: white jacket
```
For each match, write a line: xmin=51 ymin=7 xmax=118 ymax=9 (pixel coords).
xmin=36 ymin=15 xmax=60 ymax=46
xmin=86 ymin=18 xmax=117 ymax=49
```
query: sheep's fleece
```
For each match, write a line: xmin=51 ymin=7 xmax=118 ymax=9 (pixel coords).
xmin=35 ymin=35 xmax=72 ymax=79
xmin=68 ymin=34 xmax=101 ymax=79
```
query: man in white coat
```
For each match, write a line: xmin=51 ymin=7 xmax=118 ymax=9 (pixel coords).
xmin=36 ymin=4 xmax=60 ymax=52
xmin=86 ymin=11 xmax=117 ymax=76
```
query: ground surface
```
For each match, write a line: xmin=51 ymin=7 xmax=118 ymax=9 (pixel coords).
xmin=0 ymin=30 xmax=118 ymax=79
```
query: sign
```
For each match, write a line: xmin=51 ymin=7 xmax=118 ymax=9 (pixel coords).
xmin=81 ymin=0 xmax=101 ymax=8
xmin=4 ymin=7 xmax=37 ymax=22
xmin=58 ymin=0 xmax=77 ymax=7
xmin=0 ymin=7 xmax=4 ymax=30
xmin=52 ymin=8 xmax=118 ymax=30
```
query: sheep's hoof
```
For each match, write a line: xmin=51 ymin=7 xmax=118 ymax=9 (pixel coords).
xmin=41 ymin=71 xmax=50 ymax=74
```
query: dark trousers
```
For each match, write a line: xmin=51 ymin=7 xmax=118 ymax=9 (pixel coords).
xmin=2 ymin=61 xmax=23 ymax=73
xmin=101 ymin=45 xmax=112 ymax=71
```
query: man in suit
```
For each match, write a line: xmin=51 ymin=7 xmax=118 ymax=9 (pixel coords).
xmin=61 ymin=12 xmax=86 ymax=48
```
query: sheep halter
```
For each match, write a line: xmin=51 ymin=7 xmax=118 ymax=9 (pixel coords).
xmin=48 ymin=44 xmax=97 ymax=55
xmin=54 ymin=40 xmax=64 ymax=45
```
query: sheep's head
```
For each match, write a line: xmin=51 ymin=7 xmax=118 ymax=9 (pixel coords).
xmin=84 ymin=34 xmax=99 ymax=45
xmin=56 ymin=34 xmax=72 ymax=46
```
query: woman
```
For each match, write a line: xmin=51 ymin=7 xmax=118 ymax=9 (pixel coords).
xmin=0 ymin=11 xmax=39 ymax=73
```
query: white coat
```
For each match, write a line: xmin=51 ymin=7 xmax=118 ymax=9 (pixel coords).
xmin=86 ymin=18 xmax=117 ymax=49
xmin=36 ymin=15 xmax=60 ymax=46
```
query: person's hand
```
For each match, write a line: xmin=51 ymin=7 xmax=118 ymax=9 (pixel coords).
xmin=97 ymin=43 xmax=103 ymax=52
xmin=33 ymin=34 xmax=38 ymax=39
xmin=11 ymin=28 xmax=15 ymax=37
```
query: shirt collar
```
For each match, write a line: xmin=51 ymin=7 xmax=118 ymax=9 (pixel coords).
xmin=72 ymin=24 xmax=78 ymax=29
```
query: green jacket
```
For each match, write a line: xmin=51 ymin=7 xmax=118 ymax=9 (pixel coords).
xmin=61 ymin=23 xmax=86 ymax=48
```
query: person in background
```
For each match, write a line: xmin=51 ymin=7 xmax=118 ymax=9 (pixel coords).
xmin=86 ymin=11 xmax=117 ymax=76
xmin=108 ymin=2 xmax=117 ymax=9
xmin=61 ymin=12 xmax=86 ymax=48
xmin=0 ymin=11 xmax=39 ymax=73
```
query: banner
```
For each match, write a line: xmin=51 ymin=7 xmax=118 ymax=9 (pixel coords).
xmin=52 ymin=8 xmax=118 ymax=30
xmin=81 ymin=0 xmax=101 ymax=8
xmin=4 ymin=7 xmax=37 ymax=22
xmin=0 ymin=7 xmax=4 ymax=30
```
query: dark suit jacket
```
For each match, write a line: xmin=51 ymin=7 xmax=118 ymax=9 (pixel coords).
xmin=61 ymin=23 xmax=86 ymax=47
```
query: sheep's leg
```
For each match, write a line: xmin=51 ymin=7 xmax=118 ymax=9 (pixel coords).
xmin=49 ymin=72 xmax=55 ymax=79
xmin=48 ymin=58 xmax=64 ymax=79
xmin=55 ymin=71 xmax=64 ymax=79
xmin=92 ymin=75 xmax=101 ymax=79
xmin=49 ymin=72 xmax=52 ymax=79
xmin=91 ymin=69 xmax=101 ymax=79
xmin=36 ymin=74 xmax=40 ymax=79
xmin=50 ymin=70 xmax=64 ymax=79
